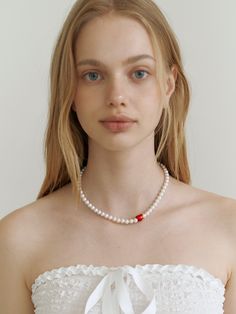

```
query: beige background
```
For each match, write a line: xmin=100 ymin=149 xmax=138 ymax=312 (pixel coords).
xmin=0 ymin=0 xmax=235 ymax=218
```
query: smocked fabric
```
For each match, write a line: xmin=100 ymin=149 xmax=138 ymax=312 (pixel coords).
xmin=31 ymin=263 xmax=225 ymax=313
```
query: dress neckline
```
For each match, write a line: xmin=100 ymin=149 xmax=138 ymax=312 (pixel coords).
xmin=31 ymin=262 xmax=226 ymax=293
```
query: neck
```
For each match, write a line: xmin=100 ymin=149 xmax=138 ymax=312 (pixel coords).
xmin=79 ymin=139 xmax=168 ymax=219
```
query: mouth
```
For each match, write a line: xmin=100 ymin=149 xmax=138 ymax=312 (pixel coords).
xmin=100 ymin=114 xmax=137 ymax=123
xmin=100 ymin=121 xmax=136 ymax=132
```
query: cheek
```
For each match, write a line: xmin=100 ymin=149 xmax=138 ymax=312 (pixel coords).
xmin=140 ymin=85 xmax=163 ymax=114
xmin=73 ymin=90 xmax=99 ymax=132
xmin=141 ymin=91 xmax=163 ymax=127
xmin=74 ymin=85 xmax=103 ymax=112
xmin=141 ymin=78 xmax=163 ymax=101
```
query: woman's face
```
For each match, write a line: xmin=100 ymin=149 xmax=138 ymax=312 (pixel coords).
xmin=73 ymin=13 xmax=175 ymax=152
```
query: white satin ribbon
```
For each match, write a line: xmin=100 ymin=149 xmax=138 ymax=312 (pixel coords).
xmin=84 ymin=266 xmax=157 ymax=314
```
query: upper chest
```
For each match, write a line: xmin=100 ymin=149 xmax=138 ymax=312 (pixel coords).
xmin=27 ymin=198 xmax=232 ymax=290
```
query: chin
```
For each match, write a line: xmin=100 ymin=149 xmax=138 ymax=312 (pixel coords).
xmin=93 ymin=136 xmax=152 ymax=153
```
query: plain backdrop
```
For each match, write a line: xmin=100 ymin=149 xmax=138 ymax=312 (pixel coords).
xmin=0 ymin=0 xmax=235 ymax=218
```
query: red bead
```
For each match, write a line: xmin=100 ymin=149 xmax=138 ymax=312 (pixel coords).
xmin=136 ymin=214 xmax=144 ymax=222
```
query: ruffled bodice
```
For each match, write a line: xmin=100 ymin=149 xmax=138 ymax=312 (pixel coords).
xmin=31 ymin=263 xmax=225 ymax=314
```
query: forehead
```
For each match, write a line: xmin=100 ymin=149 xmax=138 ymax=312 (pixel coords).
xmin=75 ymin=14 xmax=155 ymax=63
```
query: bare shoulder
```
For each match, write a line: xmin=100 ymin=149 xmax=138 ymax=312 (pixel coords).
xmin=185 ymin=181 xmax=236 ymax=234
xmin=0 ymin=198 xmax=50 ymax=276
xmin=214 ymin=194 xmax=236 ymax=314
xmin=0 ymin=199 xmax=46 ymax=313
xmin=173 ymin=176 xmax=236 ymax=213
xmin=210 ymin=194 xmax=236 ymax=312
xmin=195 ymin=184 xmax=236 ymax=223
xmin=0 ymin=183 xmax=74 ymax=282
xmin=0 ymin=199 xmax=42 ymax=262
xmin=196 ymin=190 xmax=236 ymax=312
xmin=0 ymin=182 xmax=73 ymax=247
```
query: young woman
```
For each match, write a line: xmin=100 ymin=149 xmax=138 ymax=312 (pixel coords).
xmin=1 ymin=0 xmax=235 ymax=313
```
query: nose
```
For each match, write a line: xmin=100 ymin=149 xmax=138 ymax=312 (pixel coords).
xmin=106 ymin=77 xmax=128 ymax=108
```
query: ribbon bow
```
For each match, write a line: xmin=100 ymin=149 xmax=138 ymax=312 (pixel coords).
xmin=84 ymin=266 xmax=157 ymax=314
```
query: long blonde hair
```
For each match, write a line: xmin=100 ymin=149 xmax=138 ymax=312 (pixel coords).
xmin=37 ymin=0 xmax=191 ymax=201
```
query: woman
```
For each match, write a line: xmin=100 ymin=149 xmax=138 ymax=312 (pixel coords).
xmin=0 ymin=0 xmax=235 ymax=313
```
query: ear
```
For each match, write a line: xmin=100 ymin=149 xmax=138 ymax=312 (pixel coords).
xmin=163 ymin=65 xmax=178 ymax=107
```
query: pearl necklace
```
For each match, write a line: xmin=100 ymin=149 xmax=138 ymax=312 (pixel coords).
xmin=79 ymin=163 xmax=169 ymax=224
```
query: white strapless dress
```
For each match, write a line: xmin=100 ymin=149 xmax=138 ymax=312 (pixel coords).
xmin=31 ymin=263 xmax=225 ymax=314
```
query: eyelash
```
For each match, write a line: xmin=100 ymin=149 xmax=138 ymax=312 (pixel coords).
xmin=81 ymin=69 xmax=150 ymax=82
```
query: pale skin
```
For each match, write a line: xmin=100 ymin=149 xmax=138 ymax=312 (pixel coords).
xmin=0 ymin=12 xmax=236 ymax=314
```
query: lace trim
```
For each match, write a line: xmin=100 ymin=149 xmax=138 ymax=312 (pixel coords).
xmin=31 ymin=263 xmax=225 ymax=294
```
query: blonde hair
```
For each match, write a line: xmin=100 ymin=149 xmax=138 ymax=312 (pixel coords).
xmin=37 ymin=0 xmax=191 ymax=201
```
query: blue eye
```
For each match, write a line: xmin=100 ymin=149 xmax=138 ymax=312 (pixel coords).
xmin=133 ymin=70 xmax=149 ymax=80
xmin=83 ymin=72 xmax=101 ymax=81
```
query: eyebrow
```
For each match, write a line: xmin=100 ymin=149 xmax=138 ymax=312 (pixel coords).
xmin=76 ymin=54 xmax=156 ymax=68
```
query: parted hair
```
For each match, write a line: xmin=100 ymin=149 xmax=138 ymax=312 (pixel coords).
xmin=37 ymin=0 xmax=191 ymax=202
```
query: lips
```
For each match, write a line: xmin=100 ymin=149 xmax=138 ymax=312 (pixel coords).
xmin=100 ymin=114 xmax=137 ymax=132
xmin=101 ymin=121 xmax=135 ymax=132
xmin=100 ymin=115 xmax=136 ymax=122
